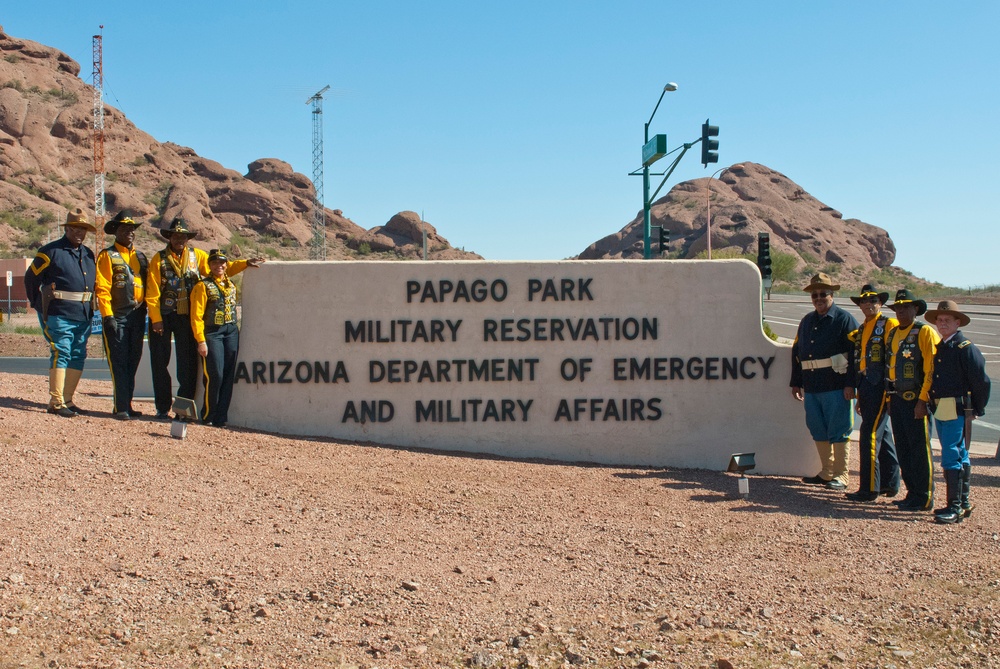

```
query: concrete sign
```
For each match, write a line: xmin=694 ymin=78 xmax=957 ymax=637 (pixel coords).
xmin=233 ymin=259 xmax=815 ymax=474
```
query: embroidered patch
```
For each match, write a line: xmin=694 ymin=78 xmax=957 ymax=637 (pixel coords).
xmin=901 ymin=391 xmax=917 ymax=401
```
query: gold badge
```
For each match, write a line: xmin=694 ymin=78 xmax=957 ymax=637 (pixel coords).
xmin=902 ymin=391 xmax=917 ymax=401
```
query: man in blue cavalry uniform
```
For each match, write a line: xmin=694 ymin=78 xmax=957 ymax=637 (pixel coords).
xmin=791 ymin=273 xmax=859 ymax=491
xmin=95 ymin=211 xmax=148 ymax=420
xmin=845 ymin=285 xmax=900 ymax=502
xmin=146 ymin=219 xmax=260 ymax=419
xmin=885 ymin=289 xmax=940 ymax=512
xmin=924 ymin=300 xmax=991 ymax=524
xmin=23 ymin=207 xmax=97 ymax=418
xmin=190 ymin=249 xmax=263 ymax=427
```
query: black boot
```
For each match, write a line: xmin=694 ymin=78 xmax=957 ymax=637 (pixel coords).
xmin=934 ymin=469 xmax=963 ymax=524
xmin=961 ymin=463 xmax=974 ymax=519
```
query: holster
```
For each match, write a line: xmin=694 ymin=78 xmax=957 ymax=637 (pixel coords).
xmin=41 ymin=283 xmax=54 ymax=322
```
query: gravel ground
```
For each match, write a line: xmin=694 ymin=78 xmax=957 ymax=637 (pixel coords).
xmin=2 ymin=330 xmax=1000 ymax=668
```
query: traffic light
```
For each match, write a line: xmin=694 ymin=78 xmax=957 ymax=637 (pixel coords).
xmin=757 ymin=232 xmax=772 ymax=280
xmin=701 ymin=119 xmax=719 ymax=166
xmin=658 ymin=227 xmax=670 ymax=255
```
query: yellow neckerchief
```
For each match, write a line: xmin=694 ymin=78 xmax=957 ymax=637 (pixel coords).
xmin=166 ymin=245 xmax=190 ymax=277
xmin=212 ymin=274 xmax=234 ymax=299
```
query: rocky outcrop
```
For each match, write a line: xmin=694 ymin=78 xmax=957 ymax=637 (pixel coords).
xmin=579 ymin=162 xmax=896 ymax=278
xmin=0 ymin=26 xmax=480 ymax=261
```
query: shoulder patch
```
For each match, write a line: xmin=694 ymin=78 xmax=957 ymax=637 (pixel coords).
xmin=30 ymin=252 xmax=51 ymax=275
xmin=958 ymin=340 xmax=972 ymax=349
xmin=848 ymin=329 xmax=860 ymax=343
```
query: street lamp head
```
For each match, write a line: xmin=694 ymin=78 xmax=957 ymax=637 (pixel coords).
xmin=663 ymin=82 xmax=678 ymax=92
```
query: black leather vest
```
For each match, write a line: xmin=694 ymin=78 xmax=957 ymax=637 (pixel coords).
xmin=202 ymin=278 xmax=237 ymax=329
xmin=888 ymin=321 xmax=926 ymax=397
xmin=105 ymin=247 xmax=148 ymax=316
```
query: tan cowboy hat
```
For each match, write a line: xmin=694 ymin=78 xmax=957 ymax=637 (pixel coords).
xmin=925 ymin=300 xmax=971 ymax=327
xmin=62 ymin=207 xmax=96 ymax=233
xmin=802 ymin=272 xmax=840 ymax=293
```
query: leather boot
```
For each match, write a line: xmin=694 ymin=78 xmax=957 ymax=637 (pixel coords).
xmin=47 ymin=368 xmax=76 ymax=418
xmin=831 ymin=441 xmax=851 ymax=487
xmin=960 ymin=463 xmax=974 ymax=519
xmin=63 ymin=368 xmax=86 ymax=414
xmin=934 ymin=469 xmax=964 ymax=524
xmin=815 ymin=441 xmax=834 ymax=480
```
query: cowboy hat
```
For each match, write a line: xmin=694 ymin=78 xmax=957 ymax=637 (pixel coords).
xmin=159 ymin=217 xmax=198 ymax=240
xmin=925 ymin=300 xmax=971 ymax=327
xmin=802 ymin=272 xmax=840 ymax=293
xmin=849 ymin=283 xmax=890 ymax=306
xmin=103 ymin=210 xmax=142 ymax=235
xmin=887 ymin=288 xmax=927 ymax=316
xmin=62 ymin=207 xmax=96 ymax=233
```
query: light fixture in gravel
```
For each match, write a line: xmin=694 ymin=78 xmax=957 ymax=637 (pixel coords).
xmin=727 ymin=452 xmax=756 ymax=499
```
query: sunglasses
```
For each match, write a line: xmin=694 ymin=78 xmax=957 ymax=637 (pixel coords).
xmin=811 ymin=292 xmax=830 ymax=299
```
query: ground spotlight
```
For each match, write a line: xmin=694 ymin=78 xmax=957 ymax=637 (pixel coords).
xmin=727 ymin=452 xmax=756 ymax=499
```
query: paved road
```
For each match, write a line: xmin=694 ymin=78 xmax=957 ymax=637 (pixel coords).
xmin=763 ymin=294 xmax=1000 ymax=444
xmin=0 ymin=357 xmax=111 ymax=381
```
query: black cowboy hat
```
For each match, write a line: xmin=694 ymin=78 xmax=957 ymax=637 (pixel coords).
xmin=887 ymin=288 xmax=927 ymax=316
xmin=103 ymin=210 xmax=142 ymax=235
xmin=159 ymin=217 xmax=198 ymax=240
xmin=849 ymin=284 xmax=890 ymax=306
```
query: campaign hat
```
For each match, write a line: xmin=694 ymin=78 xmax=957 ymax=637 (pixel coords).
xmin=887 ymin=288 xmax=927 ymax=316
xmin=849 ymin=284 xmax=890 ymax=306
xmin=802 ymin=272 xmax=840 ymax=293
xmin=103 ymin=210 xmax=142 ymax=235
xmin=925 ymin=300 xmax=971 ymax=328
xmin=159 ymin=217 xmax=198 ymax=240
xmin=62 ymin=207 xmax=96 ymax=233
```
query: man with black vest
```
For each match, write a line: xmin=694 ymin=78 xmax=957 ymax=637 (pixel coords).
xmin=146 ymin=218 xmax=263 ymax=419
xmin=845 ymin=285 xmax=900 ymax=502
xmin=23 ymin=207 xmax=97 ymax=417
xmin=95 ymin=211 xmax=148 ymax=420
xmin=925 ymin=300 xmax=991 ymax=524
xmin=885 ymin=289 xmax=940 ymax=511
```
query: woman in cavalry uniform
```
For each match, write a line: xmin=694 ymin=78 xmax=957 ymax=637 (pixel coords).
xmin=190 ymin=249 xmax=264 ymax=427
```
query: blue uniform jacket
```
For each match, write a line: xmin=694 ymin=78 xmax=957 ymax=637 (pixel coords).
xmin=929 ymin=331 xmax=991 ymax=416
xmin=24 ymin=236 xmax=96 ymax=322
xmin=790 ymin=304 xmax=859 ymax=393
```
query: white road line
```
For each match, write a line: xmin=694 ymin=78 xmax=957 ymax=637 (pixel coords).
xmin=962 ymin=330 xmax=997 ymax=337
xmin=973 ymin=420 xmax=1000 ymax=432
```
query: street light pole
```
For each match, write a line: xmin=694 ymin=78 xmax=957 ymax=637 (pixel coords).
xmin=642 ymin=83 xmax=677 ymax=259
xmin=704 ymin=164 xmax=743 ymax=260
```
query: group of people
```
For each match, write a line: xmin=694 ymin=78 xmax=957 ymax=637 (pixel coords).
xmin=791 ymin=273 xmax=991 ymax=524
xmin=24 ymin=208 xmax=264 ymax=427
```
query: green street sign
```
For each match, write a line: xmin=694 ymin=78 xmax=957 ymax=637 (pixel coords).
xmin=642 ymin=134 xmax=667 ymax=166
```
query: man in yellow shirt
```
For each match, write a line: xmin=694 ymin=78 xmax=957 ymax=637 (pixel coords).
xmin=145 ymin=218 xmax=262 ymax=419
xmin=95 ymin=211 xmax=148 ymax=420
xmin=845 ymin=285 xmax=899 ymax=502
xmin=885 ymin=289 xmax=940 ymax=511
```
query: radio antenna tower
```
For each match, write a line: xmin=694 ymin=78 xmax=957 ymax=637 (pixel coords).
xmin=306 ymin=85 xmax=331 ymax=260
xmin=92 ymin=27 xmax=106 ymax=230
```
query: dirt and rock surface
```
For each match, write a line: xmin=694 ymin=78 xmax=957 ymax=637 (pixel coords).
xmin=2 ymin=330 xmax=1000 ymax=668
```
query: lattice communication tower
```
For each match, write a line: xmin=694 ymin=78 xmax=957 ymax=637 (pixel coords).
xmin=92 ymin=27 xmax=106 ymax=229
xmin=307 ymin=85 xmax=331 ymax=260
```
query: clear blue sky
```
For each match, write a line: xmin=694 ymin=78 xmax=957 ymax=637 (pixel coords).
xmin=5 ymin=1 xmax=998 ymax=287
